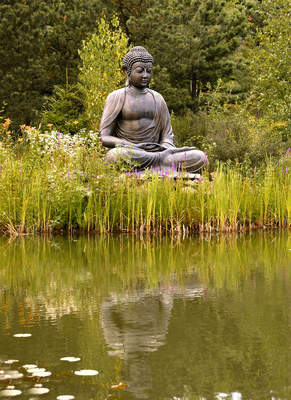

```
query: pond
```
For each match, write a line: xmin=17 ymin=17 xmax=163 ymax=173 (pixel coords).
xmin=0 ymin=232 xmax=290 ymax=400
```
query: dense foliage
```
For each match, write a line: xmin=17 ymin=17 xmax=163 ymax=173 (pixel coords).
xmin=0 ymin=124 xmax=290 ymax=234
xmin=1 ymin=0 xmax=259 ymax=123
xmin=0 ymin=0 xmax=104 ymax=125
xmin=0 ymin=0 xmax=290 ymax=168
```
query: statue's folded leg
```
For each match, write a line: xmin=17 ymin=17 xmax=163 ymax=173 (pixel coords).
xmin=105 ymin=146 xmax=161 ymax=170
xmin=105 ymin=147 xmax=206 ymax=173
xmin=160 ymin=149 xmax=206 ymax=173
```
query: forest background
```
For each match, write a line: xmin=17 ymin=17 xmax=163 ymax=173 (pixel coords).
xmin=0 ymin=0 xmax=290 ymax=167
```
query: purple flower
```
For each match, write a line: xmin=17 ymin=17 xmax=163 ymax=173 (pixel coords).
xmin=171 ymin=162 xmax=175 ymax=171
xmin=87 ymin=187 xmax=90 ymax=192
xmin=286 ymin=147 xmax=290 ymax=157
xmin=57 ymin=132 xmax=61 ymax=139
xmin=286 ymin=167 xmax=288 ymax=173
xmin=281 ymin=168 xmax=284 ymax=175
xmin=198 ymin=176 xmax=203 ymax=182
xmin=66 ymin=171 xmax=71 ymax=178
xmin=20 ymin=168 xmax=22 ymax=173
xmin=254 ymin=166 xmax=257 ymax=176
xmin=204 ymin=152 xmax=209 ymax=168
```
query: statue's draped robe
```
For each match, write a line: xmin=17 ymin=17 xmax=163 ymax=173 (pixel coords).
xmin=100 ymin=88 xmax=175 ymax=169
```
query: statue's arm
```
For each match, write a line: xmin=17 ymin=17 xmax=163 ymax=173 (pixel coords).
xmin=100 ymin=89 xmax=132 ymax=149
xmin=158 ymin=95 xmax=175 ymax=149
xmin=100 ymin=123 xmax=132 ymax=149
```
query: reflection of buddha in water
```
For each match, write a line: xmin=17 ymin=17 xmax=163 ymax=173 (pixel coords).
xmin=101 ymin=290 xmax=173 ymax=398
xmin=100 ymin=282 xmax=206 ymax=399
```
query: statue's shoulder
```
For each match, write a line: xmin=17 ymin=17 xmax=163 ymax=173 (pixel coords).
xmin=148 ymin=89 xmax=165 ymax=102
xmin=106 ymin=87 xmax=126 ymax=100
xmin=148 ymin=89 xmax=167 ymax=108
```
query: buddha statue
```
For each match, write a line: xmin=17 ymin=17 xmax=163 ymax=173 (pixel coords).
xmin=100 ymin=46 xmax=206 ymax=173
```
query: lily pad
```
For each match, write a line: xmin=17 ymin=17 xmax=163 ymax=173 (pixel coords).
xmin=6 ymin=371 xmax=23 ymax=380
xmin=13 ymin=333 xmax=31 ymax=338
xmin=0 ymin=388 xmax=22 ymax=397
xmin=27 ymin=386 xmax=50 ymax=395
xmin=4 ymin=360 xmax=19 ymax=365
xmin=27 ymin=368 xmax=46 ymax=374
xmin=60 ymin=357 xmax=80 ymax=362
xmin=31 ymin=371 xmax=51 ymax=378
xmin=22 ymin=364 xmax=38 ymax=370
xmin=74 ymin=369 xmax=98 ymax=376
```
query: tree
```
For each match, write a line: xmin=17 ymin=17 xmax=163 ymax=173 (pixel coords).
xmin=78 ymin=16 xmax=130 ymax=129
xmin=0 ymin=0 xmax=104 ymax=125
xmin=125 ymin=0 xmax=253 ymax=112
xmin=248 ymin=0 xmax=291 ymax=132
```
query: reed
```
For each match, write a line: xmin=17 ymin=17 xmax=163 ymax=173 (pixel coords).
xmin=0 ymin=129 xmax=290 ymax=235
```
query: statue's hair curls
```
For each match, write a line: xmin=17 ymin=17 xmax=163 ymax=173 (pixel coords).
xmin=122 ymin=46 xmax=154 ymax=75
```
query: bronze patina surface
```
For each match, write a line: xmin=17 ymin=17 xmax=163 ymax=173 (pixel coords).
xmin=100 ymin=46 xmax=206 ymax=172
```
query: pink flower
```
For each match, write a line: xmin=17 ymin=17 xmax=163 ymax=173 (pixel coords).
xmin=198 ymin=176 xmax=203 ymax=182
xmin=204 ymin=152 xmax=209 ymax=168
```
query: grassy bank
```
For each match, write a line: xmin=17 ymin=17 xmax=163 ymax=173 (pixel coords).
xmin=0 ymin=127 xmax=290 ymax=235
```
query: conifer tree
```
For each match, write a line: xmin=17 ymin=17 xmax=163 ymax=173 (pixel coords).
xmin=125 ymin=0 xmax=253 ymax=112
xmin=0 ymin=0 xmax=104 ymax=125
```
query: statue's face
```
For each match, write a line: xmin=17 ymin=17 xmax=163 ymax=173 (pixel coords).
xmin=129 ymin=62 xmax=152 ymax=88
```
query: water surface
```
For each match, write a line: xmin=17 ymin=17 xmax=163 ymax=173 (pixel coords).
xmin=0 ymin=232 xmax=290 ymax=399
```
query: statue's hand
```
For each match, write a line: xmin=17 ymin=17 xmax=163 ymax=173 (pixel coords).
xmin=161 ymin=146 xmax=196 ymax=155
xmin=134 ymin=143 xmax=167 ymax=151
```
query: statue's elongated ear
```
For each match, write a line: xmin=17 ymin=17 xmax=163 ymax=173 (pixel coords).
xmin=125 ymin=72 xmax=130 ymax=87
xmin=122 ymin=66 xmax=130 ymax=86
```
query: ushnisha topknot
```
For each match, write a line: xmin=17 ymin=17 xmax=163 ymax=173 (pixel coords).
xmin=122 ymin=46 xmax=154 ymax=75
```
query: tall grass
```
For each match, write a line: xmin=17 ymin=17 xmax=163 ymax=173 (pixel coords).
xmin=0 ymin=128 xmax=290 ymax=235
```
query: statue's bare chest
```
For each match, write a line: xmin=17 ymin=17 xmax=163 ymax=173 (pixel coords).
xmin=120 ymin=91 xmax=155 ymax=121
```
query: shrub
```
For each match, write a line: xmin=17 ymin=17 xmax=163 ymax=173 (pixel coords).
xmin=172 ymin=109 xmax=290 ymax=168
xmin=41 ymin=84 xmax=89 ymax=134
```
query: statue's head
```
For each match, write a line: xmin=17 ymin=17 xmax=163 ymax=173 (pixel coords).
xmin=122 ymin=46 xmax=154 ymax=88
